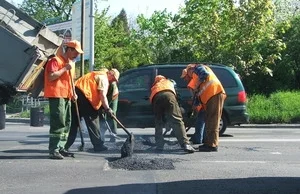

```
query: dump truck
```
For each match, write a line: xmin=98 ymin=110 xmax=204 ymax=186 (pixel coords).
xmin=0 ymin=0 xmax=63 ymax=105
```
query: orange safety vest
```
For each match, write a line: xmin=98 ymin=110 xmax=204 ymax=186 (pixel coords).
xmin=75 ymin=70 xmax=107 ymax=110
xmin=149 ymin=78 xmax=176 ymax=103
xmin=188 ymin=65 xmax=226 ymax=105
xmin=44 ymin=55 xmax=75 ymax=99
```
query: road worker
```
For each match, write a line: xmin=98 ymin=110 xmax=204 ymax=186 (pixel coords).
xmin=181 ymin=64 xmax=206 ymax=145
xmin=185 ymin=64 xmax=226 ymax=152
xmin=44 ymin=40 xmax=83 ymax=160
xmin=64 ymin=68 xmax=120 ymax=152
xmin=150 ymin=75 xmax=195 ymax=153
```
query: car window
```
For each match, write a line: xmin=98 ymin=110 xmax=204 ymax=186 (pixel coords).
xmin=118 ymin=70 xmax=152 ymax=91
xmin=212 ymin=68 xmax=238 ymax=88
xmin=157 ymin=68 xmax=186 ymax=88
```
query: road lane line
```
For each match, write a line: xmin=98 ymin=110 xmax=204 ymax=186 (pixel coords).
xmin=202 ymin=161 xmax=267 ymax=164
xmin=270 ymin=152 xmax=282 ymax=155
xmin=220 ymin=139 xmax=300 ymax=142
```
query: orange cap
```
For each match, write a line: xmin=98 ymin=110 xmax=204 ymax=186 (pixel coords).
xmin=154 ymin=75 xmax=166 ymax=83
xmin=67 ymin=40 xmax=84 ymax=54
xmin=180 ymin=69 xmax=187 ymax=78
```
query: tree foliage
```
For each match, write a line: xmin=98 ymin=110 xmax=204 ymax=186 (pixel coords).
xmin=16 ymin=0 xmax=300 ymax=95
xmin=19 ymin=0 xmax=76 ymax=23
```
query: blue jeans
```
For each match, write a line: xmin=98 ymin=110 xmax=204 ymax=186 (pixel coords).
xmin=191 ymin=109 xmax=206 ymax=144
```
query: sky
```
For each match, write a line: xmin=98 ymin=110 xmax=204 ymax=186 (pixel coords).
xmin=9 ymin=0 xmax=185 ymax=18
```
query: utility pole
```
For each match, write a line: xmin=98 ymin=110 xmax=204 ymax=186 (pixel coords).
xmin=89 ymin=0 xmax=108 ymax=71
xmin=89 ymin=0 xmax=94 ymax=72
xmin=80 ymin=0 xmax=85 ymax=77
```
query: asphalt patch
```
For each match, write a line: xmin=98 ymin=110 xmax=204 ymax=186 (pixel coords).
xmin=108 ymin=156 xmax=176 ymax=170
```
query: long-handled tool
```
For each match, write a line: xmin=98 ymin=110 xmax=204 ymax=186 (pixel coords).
xmin=110 ymin=114 xmax=134 ymax=158
xmin=69 ymin=73 xmax=85 ymax=151
xmin=101 ymin=113 xmax=122 ymax=140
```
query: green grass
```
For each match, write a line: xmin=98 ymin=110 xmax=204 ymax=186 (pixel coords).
xmin=247 ymin=91 xmax=300 ymax=124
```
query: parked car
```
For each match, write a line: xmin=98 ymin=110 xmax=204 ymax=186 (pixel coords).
xmin=116 ymin=63 xmax=249 ymax=135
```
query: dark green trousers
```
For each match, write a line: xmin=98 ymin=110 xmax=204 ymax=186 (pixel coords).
xmin=48 ymin=98 xmax=71 ymax=154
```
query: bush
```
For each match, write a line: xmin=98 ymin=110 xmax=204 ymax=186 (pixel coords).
xmin=19 ymin=110 xmax=30 ymax=118
xmin=248 ymin=91 xmax=300 ymax=123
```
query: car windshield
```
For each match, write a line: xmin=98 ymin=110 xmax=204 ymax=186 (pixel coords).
xmin=119 ymin=70 xmax=152 ymax=91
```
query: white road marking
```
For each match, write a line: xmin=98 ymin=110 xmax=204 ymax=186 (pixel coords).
xmin=220 ymin=139 xmax=300 ymax=142
xmin=270 ymin=152 xmax=282 ymax=155
xmin=203 ymin=161 xmax=266 ymax=164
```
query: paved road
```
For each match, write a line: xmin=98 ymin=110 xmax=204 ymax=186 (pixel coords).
xmin=0 ymin=122 xmax=300 ymax=194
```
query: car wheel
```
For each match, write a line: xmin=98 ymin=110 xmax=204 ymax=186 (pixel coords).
xmin=219 ymin=114 xmax=228 ymax=135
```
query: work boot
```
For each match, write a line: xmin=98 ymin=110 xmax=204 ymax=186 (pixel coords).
xmin=49 ymin=151 xmax=64 ymax=160
xmin=182 ymin=143 xmax=195 ymax=153
xmin=198 ymin=145 xmax=218 ymax=152
xmin=59 ymin=149 xmax=75 ymax=158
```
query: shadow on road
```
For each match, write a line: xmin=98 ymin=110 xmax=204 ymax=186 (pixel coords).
xmin=220 ymin=134 xmax=234 ymax=137
xmin=1 ymin=149 xmax=48 ymax=159
xmin=3 ymin=149 xmax=47 ymax=154
xmin=63 ymin=177 xmax=300 ymax=194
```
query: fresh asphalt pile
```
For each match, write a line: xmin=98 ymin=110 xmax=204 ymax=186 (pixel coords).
xmin=107 ymin=136 xmax=183 ymax=170
xmin=71 ymin=135 xmax=184 ymax=170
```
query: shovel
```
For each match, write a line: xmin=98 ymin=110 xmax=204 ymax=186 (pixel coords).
xmin=101 ymin=113 xmax=122 ymax=140
xmin=69 ymin=73 xmax=85 ymax=151
xmin=110 ymin=114 xmax=134 ymax=158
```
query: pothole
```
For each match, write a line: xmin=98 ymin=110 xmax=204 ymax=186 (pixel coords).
xmin=108 ymin=156 xmax=177 ymax=170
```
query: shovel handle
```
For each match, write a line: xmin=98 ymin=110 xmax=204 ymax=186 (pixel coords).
xmin=69 ymin=72 xmax=84 ymax=147
xmin=110 ymin=114 xmax=131 ymax=136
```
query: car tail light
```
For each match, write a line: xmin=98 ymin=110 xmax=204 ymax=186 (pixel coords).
xmin=238 ymin=91 xmax=247 ymax=103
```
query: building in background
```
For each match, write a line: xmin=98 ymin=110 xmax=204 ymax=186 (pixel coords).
xmin=47 ymin=20 xmax=72 ymax=43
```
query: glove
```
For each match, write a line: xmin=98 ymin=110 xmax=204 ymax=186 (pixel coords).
xmin=105 ymin=108 xmax=114 ymax=117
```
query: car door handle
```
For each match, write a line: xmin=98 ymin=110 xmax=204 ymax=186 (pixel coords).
xmin=143 ymin=96 xmax=149 ymax=100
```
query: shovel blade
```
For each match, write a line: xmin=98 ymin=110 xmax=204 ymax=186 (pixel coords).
xmin=121 ymin=133 xmax=134 ymax=158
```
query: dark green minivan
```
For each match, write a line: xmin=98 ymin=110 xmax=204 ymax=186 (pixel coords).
xmin=116 ymin=63 xmax=249 ymax=134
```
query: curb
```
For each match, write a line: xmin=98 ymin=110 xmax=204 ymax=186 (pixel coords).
xmin=6 ymin=118 xmax=50 ymax=125
xmin=232 ymin=124 xmax=300 ymax=128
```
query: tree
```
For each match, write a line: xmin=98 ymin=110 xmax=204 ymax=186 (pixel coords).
xmin=273 ymin=15 xmax=300 ymax=90
xmin=176 ymin=0 xmax=285 ymax=94
xmin=93 ymin=9 xmax=144 ymax=71
xmin=134 ymin=10 xmax=180 ymax=63
xmin=19 ymin=0 xmax=76 ymax=23
xmin=274 ymin=0 xmax=300 ymax=22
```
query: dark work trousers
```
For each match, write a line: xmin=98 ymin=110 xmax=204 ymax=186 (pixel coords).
xmin=65 ymin=87 xmax=104 ymax=150
xmin=204 ymin=93 xmax=226 ymax=147
xmin=152 ymin=91 xmax=189 ymax=147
